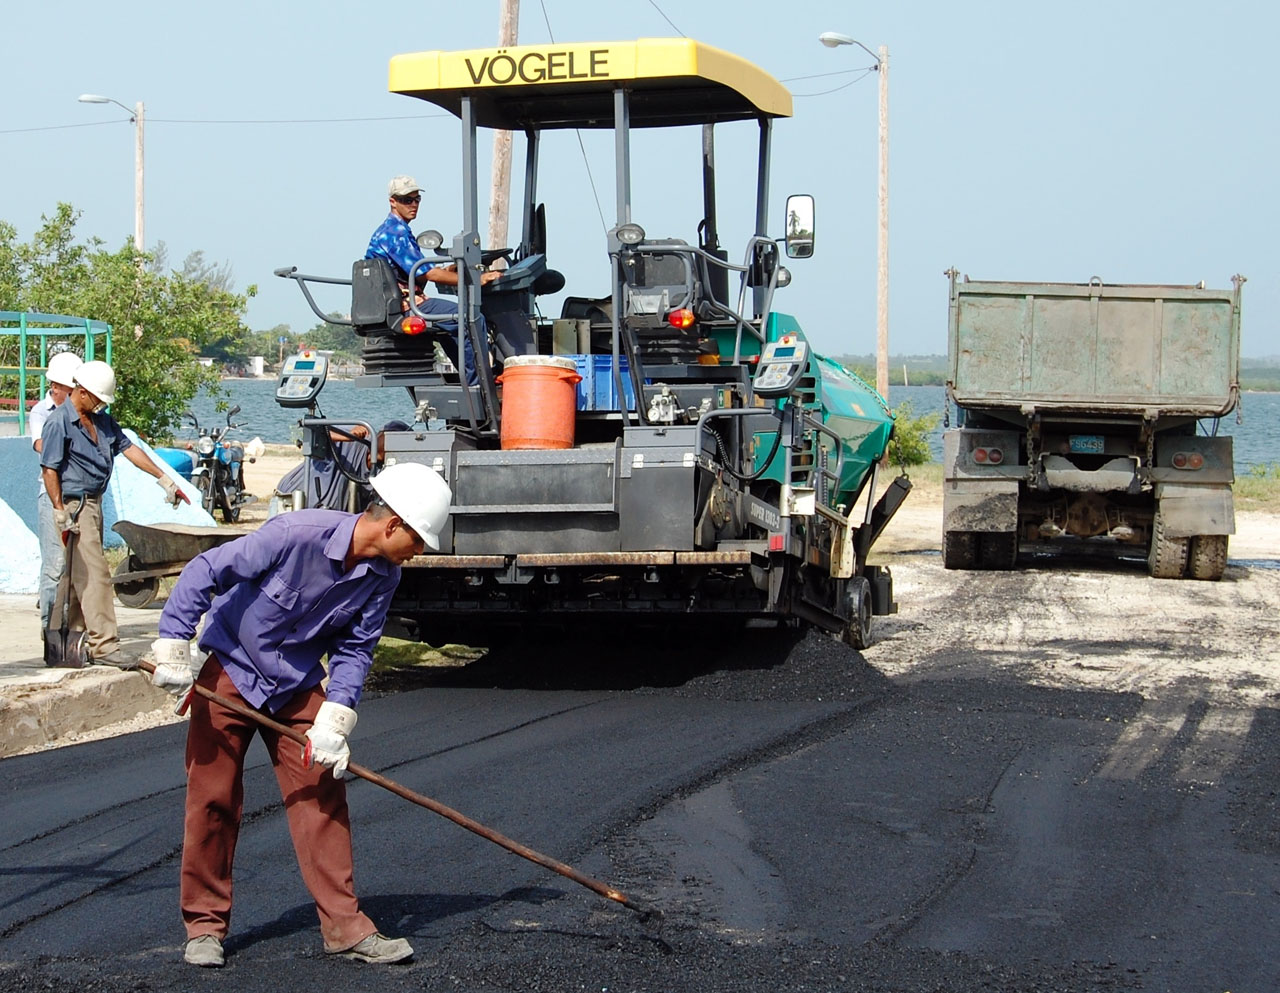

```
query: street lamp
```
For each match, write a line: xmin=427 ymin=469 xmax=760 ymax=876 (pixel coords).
xmin=78 ymin=94 xmax=145 ymax=254
xmin=819 ymin=32 xmax=889 ymax=404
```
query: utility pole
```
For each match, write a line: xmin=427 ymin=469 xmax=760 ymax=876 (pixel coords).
xmin=875 ymin=46 xmax=889 ymax=405
xmin=487 ymin=0 xmax=520 ymax=253
xmin=133 ymin=100 xmax=145 ymax=254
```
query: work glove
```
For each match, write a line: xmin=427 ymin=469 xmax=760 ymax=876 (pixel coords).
xmin=54 ymin=507 xmax=80 ymax=544
xmin=156 ymin=474 xmax=191 ymax=507
xmin=303 ymin=701 xmax=358 ymax=779
xmin=150 ymin=638 xmax=204 ymax=715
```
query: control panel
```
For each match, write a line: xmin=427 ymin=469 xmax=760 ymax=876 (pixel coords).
xmin=488 ymin=252 xmax=547 ymax=293
xmin=752 ymin=334 xmax=810 ymax=398
xmin=275 ymin=350 xmax=329 ymax=408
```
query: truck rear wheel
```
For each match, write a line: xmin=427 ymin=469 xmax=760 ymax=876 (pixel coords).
xmin=977 ymin=532 xmax=1018 ymax=570
xmin=1148 ymin=514 xmax=1189 ymax=579
xmin=942 ymin=531 xmax=976 ymax=569
xmin=1187 ymin=534 xmax=1228 ymax=581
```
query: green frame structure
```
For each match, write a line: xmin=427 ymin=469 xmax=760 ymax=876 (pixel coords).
xmin=0 ymin=311 xmax=113 ymax=434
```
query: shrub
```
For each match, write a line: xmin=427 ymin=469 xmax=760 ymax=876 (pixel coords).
xmin=888 ymin=401 xmax=939 ymax=466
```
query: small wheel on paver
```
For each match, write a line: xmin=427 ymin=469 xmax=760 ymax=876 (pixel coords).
xmin=840 ymin=576 xmax=874 ymax=651
xmin=114 ymin=557 xmax=159 ymax=609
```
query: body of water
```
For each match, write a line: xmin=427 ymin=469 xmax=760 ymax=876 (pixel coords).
xmin=188 ymin=379 xmax=1280 ymax=470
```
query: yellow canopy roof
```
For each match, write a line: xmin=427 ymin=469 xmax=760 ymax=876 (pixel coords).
xmin=388 ymin=38 xmax=793 ymax=130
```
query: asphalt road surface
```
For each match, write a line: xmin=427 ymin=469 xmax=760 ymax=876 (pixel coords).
xmin=2 ymin=586 xmax=1278 ymax=992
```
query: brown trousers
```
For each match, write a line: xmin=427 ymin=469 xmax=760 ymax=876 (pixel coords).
xmin=61 ymin=494 xmax=118 ymax=657
xmin=181 ymin=657 xmax=376 ymax=952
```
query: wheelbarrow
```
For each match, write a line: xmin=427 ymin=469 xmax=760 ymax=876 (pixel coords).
xmin=110 ymin=520 xmax=249 ymax=608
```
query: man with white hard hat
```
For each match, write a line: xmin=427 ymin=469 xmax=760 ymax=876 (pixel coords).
xmin=27 ymin=351 xmax=83 ymax=629
xmin=39 ymin=359 xmax=191 ymax=664
xmin=149 ymin=461 xmax=451 ymax=968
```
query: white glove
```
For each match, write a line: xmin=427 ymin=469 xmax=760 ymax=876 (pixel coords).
xmin=150 ymin=638 xmax=203 ymax=715
xmin=156 ymin=474 xmax=189 ymax=507
xmin=304 ymin=701 xmax=358 ymax=779
xmin=54 ymin=507 xmax=80 ymax=538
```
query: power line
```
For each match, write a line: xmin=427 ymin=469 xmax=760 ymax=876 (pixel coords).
xmin=2 ymin=113 xmax=452 ymax=136
xmin=150 ymin=114 xmax=452 ymax=125
xmin=646 ymin=0 xmax=685 ymax=36
xmin=537 ymin=0 xmax=608 ymax=234
xmin=0 ymin=120 xmax=122 ymax=136
xmin=791 ymin=69 xmax=876 ymax=98
xmin=780 ymin=67 xmax=875 ymax=84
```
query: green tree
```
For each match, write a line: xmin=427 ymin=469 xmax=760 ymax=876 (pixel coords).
xmin=301 ymin=316 xmax=362 ymax=363
xmin=1 ymin=203 xmax=256 ymax=440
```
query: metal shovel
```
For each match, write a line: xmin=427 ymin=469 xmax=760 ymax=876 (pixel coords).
xmin=43 ymin=497 xmax=88 ymax=669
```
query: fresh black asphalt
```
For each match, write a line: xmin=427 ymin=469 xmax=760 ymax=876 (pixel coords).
xmin=1 ymin=629 xmax=1277 ymax=992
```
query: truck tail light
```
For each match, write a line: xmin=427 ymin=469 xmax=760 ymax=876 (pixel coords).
xmin=1172 ymin=452 xmax=1204 ymax=470
xmin=972 ymin=447 xmax=1003 ymax=465
xmin=769 ymin=533 xmax=785 ymax=552
xmin=403 ymin=315 xmax=427 ymax=335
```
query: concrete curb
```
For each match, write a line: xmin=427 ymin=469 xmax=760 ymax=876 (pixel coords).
xmin=0 ymin=594 xmax=173 ymax=759
xmin=0 ymin=667 xmax=171 ymax=757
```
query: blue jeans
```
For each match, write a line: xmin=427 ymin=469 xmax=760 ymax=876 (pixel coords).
xmin=419 ymin=296 xmax=482 ymax=385
xmin=37 ymin=487 xmax=64 ymax=630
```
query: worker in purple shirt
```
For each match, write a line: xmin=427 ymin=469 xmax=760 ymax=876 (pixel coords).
xmin=148 ymin=462 xmax=452 ymax=969
xmin=366 ymin=174 xmax=501 ymax=384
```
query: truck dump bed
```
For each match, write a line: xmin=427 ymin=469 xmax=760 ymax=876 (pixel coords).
xmin=948 ymin=275 xmax=1243 ymax=417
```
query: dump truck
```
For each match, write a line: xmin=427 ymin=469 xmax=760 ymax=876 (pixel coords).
xmin=274 ymin=38 xmax=908 ymax=649
xmin=942 ymin=270 xmax=1244 ymax=580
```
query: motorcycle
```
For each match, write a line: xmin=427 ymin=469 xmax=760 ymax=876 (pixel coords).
xmin=183 ymin=405 xmax=253 ymax=523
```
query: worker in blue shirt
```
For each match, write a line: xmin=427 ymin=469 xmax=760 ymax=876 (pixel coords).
xmin=39 ymin=360 xmax=188 ymax=664
xmin=149 ymin=461 xmax=452 ymax=969
xmin=366 ymin=174 xmax=502 ymax=385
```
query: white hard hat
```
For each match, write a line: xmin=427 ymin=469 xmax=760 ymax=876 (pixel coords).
xmin=369 ymin=462 xmax=452 ymax=551
xmin=74 ymin=360 xmax=117 ymax=405
xmin=46 ymin=351 xmax=83 ymax=389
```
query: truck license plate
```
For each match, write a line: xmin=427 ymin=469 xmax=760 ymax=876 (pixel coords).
xmin=1069 ymin=435 xmax=1105 ymax=454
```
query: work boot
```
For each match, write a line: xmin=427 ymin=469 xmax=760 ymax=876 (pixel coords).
xmin=184 ymin=934 xmax=225 ymax=968
xmin=328 ymin=932 xmax=414 ymax=964
xmin=93 ymin=647 xmax=136 ymax=670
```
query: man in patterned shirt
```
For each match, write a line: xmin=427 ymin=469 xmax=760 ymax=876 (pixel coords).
xmin=366 ymin=175 xmax=501 ymax=384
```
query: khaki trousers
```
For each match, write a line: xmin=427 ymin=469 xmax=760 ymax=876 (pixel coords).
xmin=62 ymin=494 xmax=118 ymax=656
xmin=181 ymin=657 xmax=377 ymax=952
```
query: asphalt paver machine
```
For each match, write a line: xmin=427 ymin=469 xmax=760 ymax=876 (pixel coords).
xmin=277 ymin=38 xmax=908 ymax=649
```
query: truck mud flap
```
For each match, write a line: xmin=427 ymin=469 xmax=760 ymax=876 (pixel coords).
xmin=1154 ymin=482 xmax=1235 ymax=538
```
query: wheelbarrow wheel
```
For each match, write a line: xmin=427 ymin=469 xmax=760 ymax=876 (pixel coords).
xmin=114 ymin=557 xmax=159 ymax=609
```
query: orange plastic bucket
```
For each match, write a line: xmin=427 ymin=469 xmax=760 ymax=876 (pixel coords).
xmin=496 ymin=355 xmax=582 ymax=450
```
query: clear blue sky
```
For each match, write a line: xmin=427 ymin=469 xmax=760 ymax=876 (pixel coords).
xmin=4 ymin=0 xmax=1276 ymax=359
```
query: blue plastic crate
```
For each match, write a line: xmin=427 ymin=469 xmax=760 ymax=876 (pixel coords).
xmin=571 ymin=354 xmax=637 ymax=411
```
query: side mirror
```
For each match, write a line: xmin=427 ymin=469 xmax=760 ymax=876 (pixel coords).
xmin=784 ymin=194 xmax=815 ymax=259
xmin=228 ymin=405 xmax=242 ymax=418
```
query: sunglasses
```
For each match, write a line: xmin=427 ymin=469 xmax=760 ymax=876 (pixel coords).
xmin=394 ymin=194 xmax=422 ymax=204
